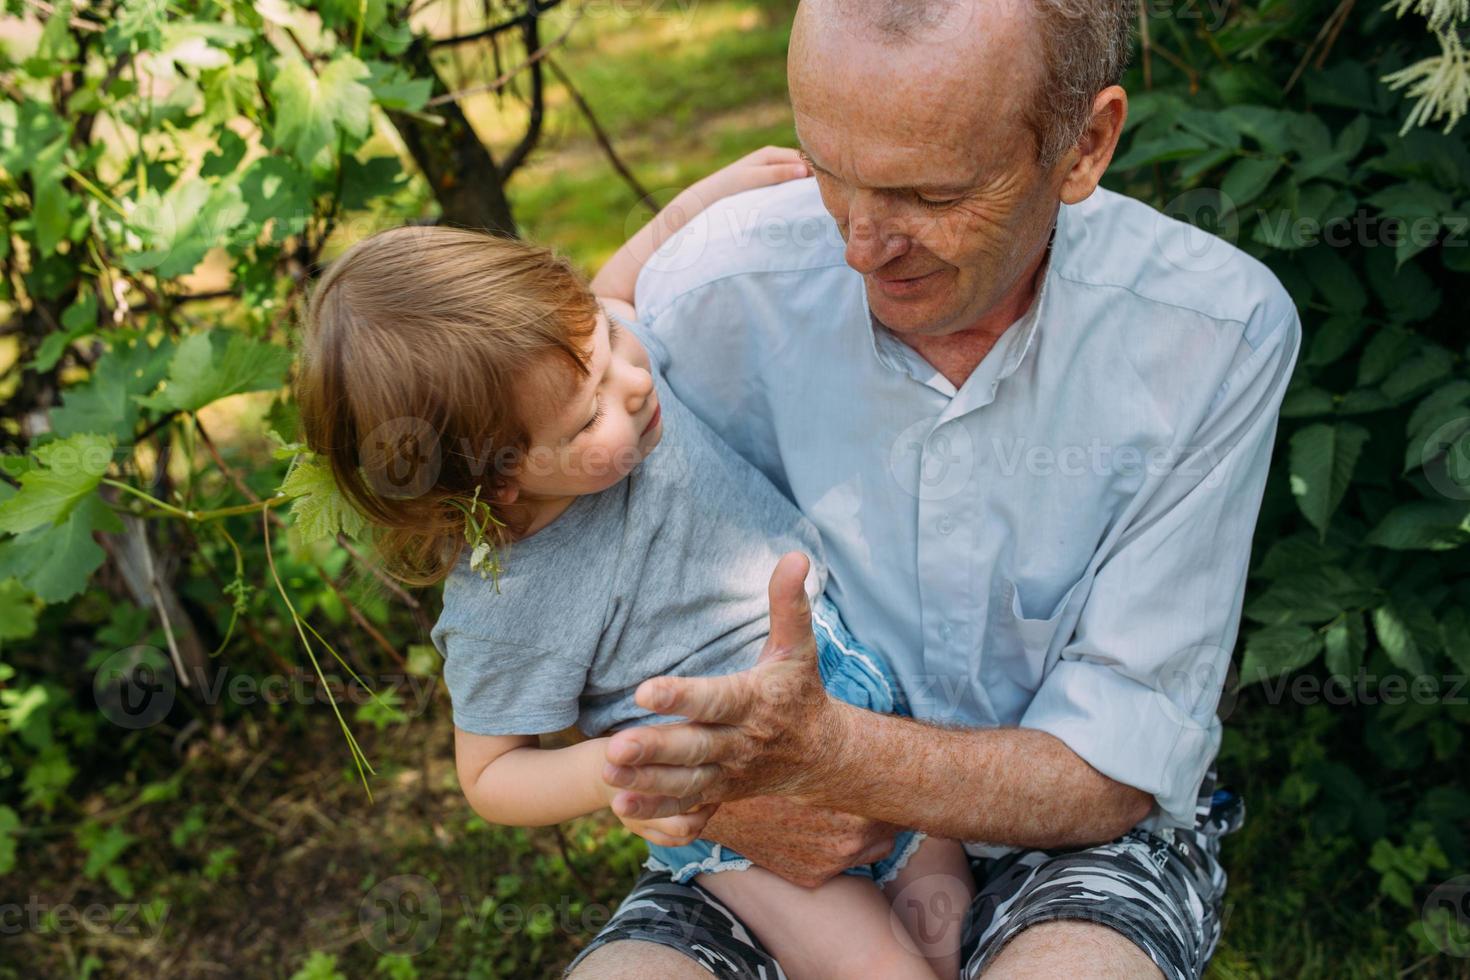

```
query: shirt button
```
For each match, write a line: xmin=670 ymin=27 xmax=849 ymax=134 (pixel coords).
xmin=938 ymin=623 xmax=954 ymax=641
xmin=936 ymin=515 xmax=956 ymax=535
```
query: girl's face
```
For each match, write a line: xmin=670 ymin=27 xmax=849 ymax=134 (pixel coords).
xmin=513 ymin=307 xmax=663 ymax=501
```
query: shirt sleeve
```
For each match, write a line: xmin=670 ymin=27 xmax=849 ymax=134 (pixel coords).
xmin=1019 ymin=304 xmax=1302 ymax=828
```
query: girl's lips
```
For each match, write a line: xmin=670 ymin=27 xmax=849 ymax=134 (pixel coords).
xmin=641 ymin=403 xmax=662 ymax=436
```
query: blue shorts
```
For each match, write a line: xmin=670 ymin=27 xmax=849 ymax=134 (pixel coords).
xmin=642 ymin=595 xmax=925 ymax=886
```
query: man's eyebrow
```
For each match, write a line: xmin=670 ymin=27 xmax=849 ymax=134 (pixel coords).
xmin=797 ymin=144 xmax=972 ymax=195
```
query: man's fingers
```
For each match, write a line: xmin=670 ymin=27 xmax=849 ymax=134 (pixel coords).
xmin=634 ymin=671 xmax=758 ymax=724
xmin=607 ymin=721 xmax=743 ymax=766
xmin=758 ymin=551 xmax=815 ymax=665
xmin=603 ymin=761 xmax=720 ymax=796
xmin=612 ymin=790 xmax=705 ymax=821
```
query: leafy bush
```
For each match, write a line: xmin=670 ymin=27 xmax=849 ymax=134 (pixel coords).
xmin=1103 ymin=0 xmax=1470 ymax=961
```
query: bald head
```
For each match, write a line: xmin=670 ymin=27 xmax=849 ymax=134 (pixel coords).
xmin=791 ymin=0 xmax=1132 ymax=165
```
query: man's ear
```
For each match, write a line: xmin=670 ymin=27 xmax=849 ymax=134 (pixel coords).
xmin=1058 ymin=85 xmax=1128 ymax=206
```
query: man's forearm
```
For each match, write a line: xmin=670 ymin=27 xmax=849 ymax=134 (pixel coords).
xmin=802 ymin=703 xmax=1153 ymax=848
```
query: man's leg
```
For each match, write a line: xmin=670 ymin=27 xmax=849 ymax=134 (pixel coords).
xmin=568 ymin=940 xmax=712 ymax=980
xmin=979 ymin=921 xmax=1162 ymax=979
xmin=960 ymin=770 xmax=1242 ymax=980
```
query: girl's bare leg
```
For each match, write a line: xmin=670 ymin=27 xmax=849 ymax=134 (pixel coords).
xmin=697 ymin=865 xmax=940 ymax=980
xmin=883 ymin=837 xmax=976 ymax=980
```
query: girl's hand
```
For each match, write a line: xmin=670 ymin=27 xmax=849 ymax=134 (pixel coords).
xmin=686 ymin=146 xmax=811 ymax=211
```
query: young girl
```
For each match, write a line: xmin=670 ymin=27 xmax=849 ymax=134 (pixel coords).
xmin=296 ymin=148 xmax=973 ymax=979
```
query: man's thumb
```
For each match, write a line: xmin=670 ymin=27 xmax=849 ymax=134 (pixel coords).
xmin=758 ymin=552 xmax=815 ymax=664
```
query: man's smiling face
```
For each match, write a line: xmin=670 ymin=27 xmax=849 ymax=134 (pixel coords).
xmin=788 ymin=0 xmax=1069 ymax=340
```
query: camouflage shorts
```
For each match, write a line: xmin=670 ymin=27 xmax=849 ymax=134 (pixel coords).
xmin=564 ymin=771 xmax=1244 ymax=980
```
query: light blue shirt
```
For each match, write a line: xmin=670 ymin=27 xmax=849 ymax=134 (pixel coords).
xmin=631 ymin=178 xmax=1301 ymax=829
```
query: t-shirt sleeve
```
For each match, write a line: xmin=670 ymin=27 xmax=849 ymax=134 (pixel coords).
xmin=433 ymin=553 xmax=605 ymax=736
xmin=438 ymin=628 xmax=588 ymax=736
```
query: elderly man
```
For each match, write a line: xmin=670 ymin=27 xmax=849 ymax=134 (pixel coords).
xmin=572 ymin=0 xmax=1299 ymax=976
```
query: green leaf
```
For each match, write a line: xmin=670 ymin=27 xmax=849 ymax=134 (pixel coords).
xmin=1365 ymin=501 xmax=1470 ymax=551
xmin=239 ymin=156 xmax=311 ymax=244
xmin=1379 ymin=344 xmax=1453 ymax=404
xmin=1298 ymin=248 xmax=1366 ymax=315
xmin=1222 ymin=156 xmax=1281 ymax=211
xmin=1240 ymin=623 xmax=1323 ymax=685
xmin=1111 ymin=132 xmax=1209 ymax=170
xmin=1323 ymin=612 xmax=1367 ymax=678
xmin=1356 ymin=327 xmax=1416 ymax=387
xmin=279 ymin=454 xmax=366 ymax=544
xmin=1372 ymin=601 xmax=1434 ymax=675
xmin=0 ymin=806 xmax=19 ymax=875
xmin=1439 ymin=607 xmax=1470 ymax=675
xmin=0 ymin=579 xmax=38 ymax=642
xmin=30 ymin=138 xmax=71 ymax=257
xmin=365 ymin=61 xmax=432 ymax=112
xmin=1304 ymin=315 xmax=1366 ymax=367
xmin=270 ymin=53 xmax=373 ymax=167
xmin=143 ymin=331 xmax=293 ymax=413
xmin=0 ymin=496 xmax=123 ymax=603
xmin=1289 ymin=423 xmax=1369 ymax=537
xmin=0 ymin=434 xmax=115 ymax=535
xmin=124 ymin=178 xmax=249 ymax=279
xmin=51 ymin=338 xmax=174 ymax=442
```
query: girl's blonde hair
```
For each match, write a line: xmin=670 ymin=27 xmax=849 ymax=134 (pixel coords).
xmin=296 ymin=225 xmax=599 ymax=586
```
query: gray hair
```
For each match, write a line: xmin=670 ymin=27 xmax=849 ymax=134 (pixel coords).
xmin=1030 ymin=0 xmax=1134 ymax=165
xmin=845 ymin=0 xmax=1134 ymax=166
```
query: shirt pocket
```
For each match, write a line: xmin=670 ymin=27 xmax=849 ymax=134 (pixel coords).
xmin=979 ymin=578 xmax=1082 ymax=711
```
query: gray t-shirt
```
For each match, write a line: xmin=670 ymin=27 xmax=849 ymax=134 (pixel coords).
xmin=431 ymin=325 xmax=828 ymax=737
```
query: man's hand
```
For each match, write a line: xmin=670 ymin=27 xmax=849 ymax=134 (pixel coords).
xmin=602 ymin=552 xmax=850 ymax=820
xmin=701 ymin=796 xmax=900 ymax=888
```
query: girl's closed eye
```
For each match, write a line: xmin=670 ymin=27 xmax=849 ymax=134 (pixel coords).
xmin=581 ymin=399 xmax=605 ymax=434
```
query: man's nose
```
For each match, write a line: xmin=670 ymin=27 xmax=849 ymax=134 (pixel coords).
xmin=843 ymin=194 xmax=910 ymax=274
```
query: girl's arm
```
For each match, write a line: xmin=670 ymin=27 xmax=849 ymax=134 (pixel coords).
xmin=454 ymin=726 xmax=715 ymax=847
xmin=454 ymin=727 xmax=610 ymax=826
xmin=590 ymin=145 xmax=810 ymax=306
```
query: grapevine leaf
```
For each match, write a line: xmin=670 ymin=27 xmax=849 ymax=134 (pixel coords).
xmin=0 ymin=496 xmax=123 ymax=603
xmin=51 ymin=338 xmax=174 ymax=442
xmin=0 ymin=433 xmax=115 ymax=535
xmin=142 ymin=331 xmax=292 ymax=413
xmin=270 ymin=53 xmax=372 ymax=167
xmin=124 ymin=178 xmax=248 ymax=278
xmin=279 ymin=455 xmax=366 ymax=544
xmin=0 ymin=579 xmax=38 ymax=642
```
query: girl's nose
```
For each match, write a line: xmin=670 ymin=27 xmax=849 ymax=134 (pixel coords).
xmin=624 ymin=362 xmax=654 ymax=411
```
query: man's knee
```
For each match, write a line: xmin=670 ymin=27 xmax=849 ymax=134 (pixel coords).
xmin=978 ymin=920 xmax=1164 ymax=980
xmin=566 ymin=939 xmax=709 ymax=980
